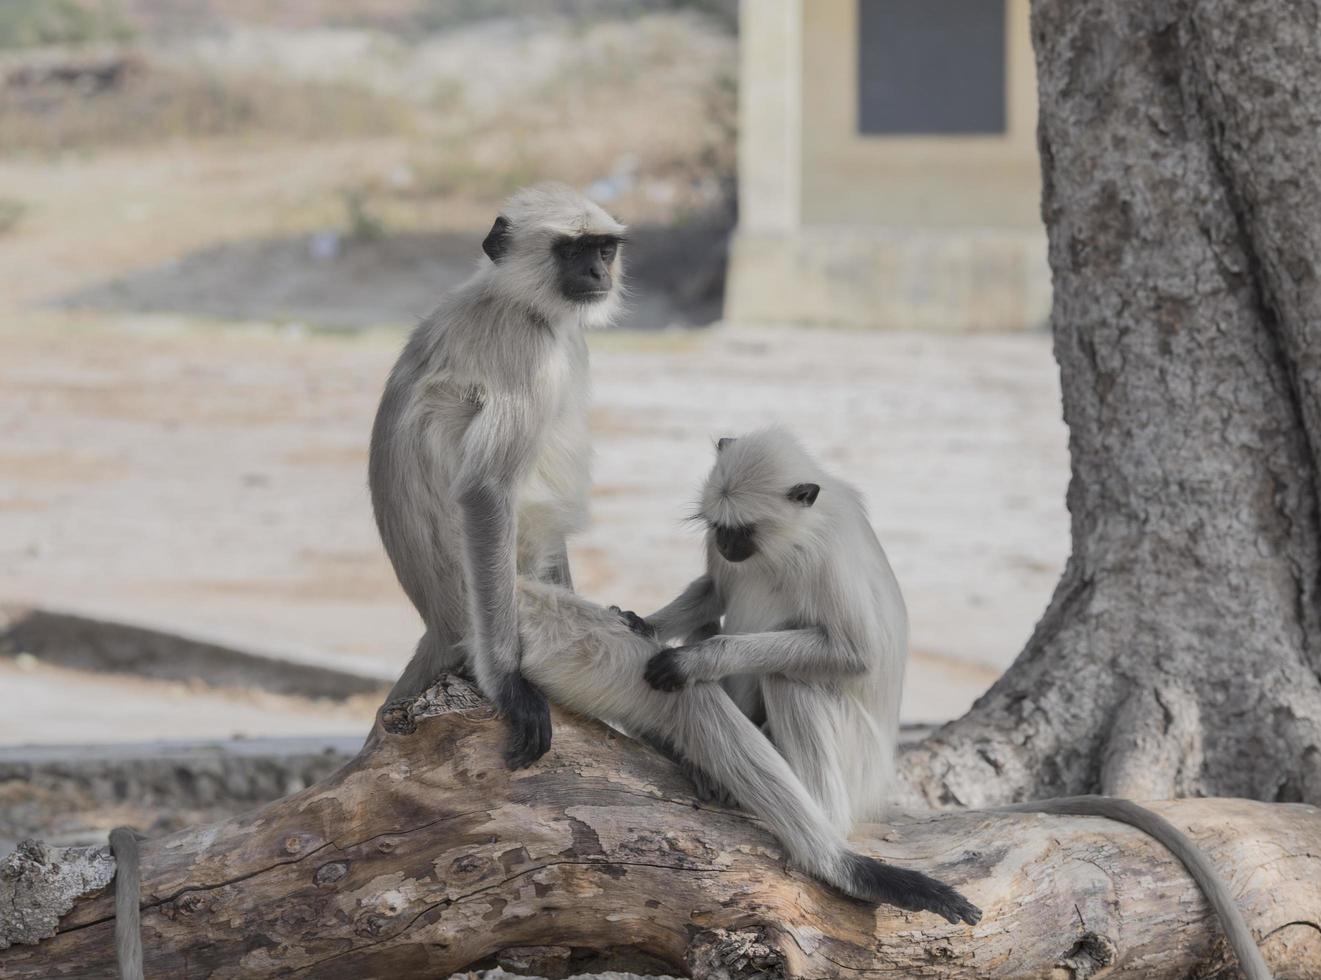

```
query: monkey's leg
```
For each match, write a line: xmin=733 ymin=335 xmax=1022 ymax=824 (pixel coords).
xmin=655 ymin=685 xmax=977 ymax=923
xmin=387 ymin=628 xmax=466 ymax=701
xmin=635 ymin=731 xmax=739 ymax=808
xmin=721 ymin=673 xmax=767 ymax=728
xmin=532 ymin=618 xmax=723 ymax=802
xmin=759 ymin=677 xmax=855 ymax=835
xmin=618 ymin=617 xmax=751 ymax=804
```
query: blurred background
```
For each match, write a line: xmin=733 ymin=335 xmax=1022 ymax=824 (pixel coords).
xmin=0 ymin=0 xmax=1067 ymax=844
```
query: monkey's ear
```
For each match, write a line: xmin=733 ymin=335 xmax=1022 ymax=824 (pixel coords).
xmin=717 ymin=437 xmax=736 ymax=452
xmin=482 ymin=215 xmax=512 ymax=263
xmin=787 ymin=482 xmax=820 ymax=507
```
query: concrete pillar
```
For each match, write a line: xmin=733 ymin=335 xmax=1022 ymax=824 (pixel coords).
xmin=725 ymin=0 xmax=1051 ymax=331
xmin=735 ymin=0 xmax=802 ymax=233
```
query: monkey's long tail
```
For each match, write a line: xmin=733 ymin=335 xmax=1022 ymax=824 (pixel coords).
xmin=108 ymin=827 xmax=144 ymax=980
xmin=1001 ymin=796 xmax=1270 ymax=980
xmin=665 ymin=683 xmax=981 ymax=925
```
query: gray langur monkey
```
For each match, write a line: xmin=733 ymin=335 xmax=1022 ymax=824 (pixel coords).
xmin=640 ymin=427 xmax=906 ymax=834
xmin=514 ymin=578 xmax=981 ymax=924
xmin=108 ymin=826 xmax=144 ymax=980
xmin=633 ymin=428 xmax=1271 ymax=980
xmin=369 ymin=183 xmax=624 ymax=768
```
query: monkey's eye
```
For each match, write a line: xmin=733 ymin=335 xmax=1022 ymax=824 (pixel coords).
xmin=599 ymin=241 xmax=617 ymax=263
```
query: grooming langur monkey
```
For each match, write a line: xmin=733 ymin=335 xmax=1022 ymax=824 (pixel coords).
xmin=514 ymin=577 xmax=981 ymax=924
xmin=370 ymin=183 xmax=624 ymax=767
xmin=634 ymin=428 xmax=1271 ymax=980
xmin=640 ymin=428 xmax=905 ymax=833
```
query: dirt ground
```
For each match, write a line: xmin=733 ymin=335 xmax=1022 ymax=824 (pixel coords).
xmin=0 ymin=315 xmax=1069 ymax=743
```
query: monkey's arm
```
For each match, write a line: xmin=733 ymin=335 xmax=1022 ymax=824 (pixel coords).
xmin=644 ymin=576 xmax=724 ymax=642
xmin=454 ymin=400 xmax=552 ymax=768
xmin=645 ymin=629 xmax=865 ymax=691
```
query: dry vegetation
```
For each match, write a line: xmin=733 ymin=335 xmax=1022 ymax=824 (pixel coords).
xmin=0 ymin=54 xmax=414 ymax=150
xmin=0 ymin=0 xmax=736 ymax=217
xmin=0 ymin=0 xmax=738 ymax=330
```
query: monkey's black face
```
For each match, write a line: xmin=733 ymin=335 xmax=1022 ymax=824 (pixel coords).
xmin=714 ymin=523 xmax=758 ymax=563
xmin=554 ymin=234 xmax=620 ymax=303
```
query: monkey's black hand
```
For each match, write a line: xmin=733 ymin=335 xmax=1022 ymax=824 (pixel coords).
xmin=609 ymin=605 xmax=656 ymax=638
xmin=644 ymin=648 xmax=688 ymax=692
xmin=498 ymin=673 xmax=553 ymax=769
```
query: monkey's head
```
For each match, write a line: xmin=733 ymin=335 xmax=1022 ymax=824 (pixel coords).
xmin=481 ymin=183 xmax=626 ymax=327
xmin=696 ymin=428 xmax=824 ymax=566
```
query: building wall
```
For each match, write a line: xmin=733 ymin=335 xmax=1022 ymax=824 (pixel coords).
xmin=726 ymin=0 xmax=1052 ymax=331
xmin=801 ymin=0 xmax=1040 ymax=229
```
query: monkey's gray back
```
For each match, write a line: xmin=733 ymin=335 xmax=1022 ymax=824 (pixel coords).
xmin=370 ymin=310 xmax=468 ymax=654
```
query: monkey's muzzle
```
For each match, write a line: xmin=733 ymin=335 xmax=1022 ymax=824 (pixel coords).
xmin=715 ymin=524 xmax=757 ymax=563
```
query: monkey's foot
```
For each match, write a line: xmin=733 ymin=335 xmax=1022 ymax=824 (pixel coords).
xmin=644 ymin=649 xmax=687 ymax=691
xmin=844 ymin=854 xmax=982 ymax=926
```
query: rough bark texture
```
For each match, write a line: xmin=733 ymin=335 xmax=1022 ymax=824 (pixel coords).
xmin=2 ymin=679 xmax=1319 ymax=979
xmin=903 ymin=0 xmax=1321 ymax=808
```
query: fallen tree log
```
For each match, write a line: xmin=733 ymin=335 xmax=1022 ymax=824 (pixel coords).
xmin=1 ymin=677 xmax=1318 ymax=979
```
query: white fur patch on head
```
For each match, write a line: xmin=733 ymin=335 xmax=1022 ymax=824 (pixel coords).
xmin=701 ymin=426 xmax=823 ymax=530
xmin=502 ymin=182 xmax=626 ymax=239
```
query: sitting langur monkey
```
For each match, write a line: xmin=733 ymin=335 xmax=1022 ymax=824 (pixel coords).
xmin=633 ymin=428 xmax=1271 ymax=980
xmin=369 ymin=183 xmax=624 ymax=767
xmin=101 ymin=186 xmax=627 ymax=974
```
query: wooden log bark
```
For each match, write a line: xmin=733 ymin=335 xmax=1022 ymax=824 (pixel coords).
xmin=2 ymin=677 xmax=1319 ymax=979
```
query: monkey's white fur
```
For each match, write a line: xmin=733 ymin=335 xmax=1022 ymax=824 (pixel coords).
xmin=648 ymin=427 xmax=907 ymax=833
xmin=370 ymin=183 xmax=624 ymax=763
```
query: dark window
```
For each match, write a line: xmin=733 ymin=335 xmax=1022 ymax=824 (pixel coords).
xmin=857 ymin=0 xmax=1007 ymax=135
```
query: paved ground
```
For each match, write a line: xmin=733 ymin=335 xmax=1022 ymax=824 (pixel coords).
xmin=0 ymin=316 xmax=1069 ymax=743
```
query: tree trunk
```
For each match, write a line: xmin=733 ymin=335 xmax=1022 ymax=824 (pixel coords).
xmin=903 ymin=0 xmax=1321 ymax=809
xmin=2 ymin=679 xmax=1319 ymax=979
